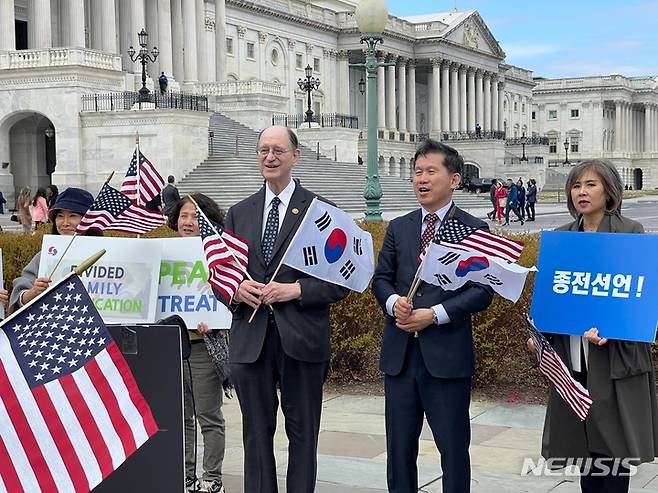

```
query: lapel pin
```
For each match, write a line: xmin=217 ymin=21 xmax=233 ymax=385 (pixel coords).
xmin=292 ymin=208 xmax=299 ymax=215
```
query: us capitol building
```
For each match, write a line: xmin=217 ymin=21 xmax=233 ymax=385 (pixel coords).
xmin=0 ymin=0 xmax=656 ymax=204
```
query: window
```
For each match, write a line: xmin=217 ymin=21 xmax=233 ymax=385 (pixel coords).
xmin=313 ymin=101 xmax=321 ymax=117
xmin=226 ymin=38 xmax=234 ymax=55
xmin=271 ymin=48 xmax=279 ymax=65
xmin=295 ymin=98 xmax=303 ymax=114
xmin=549 ymin=138 xmax=557 ymax=153
xmin=522 ymin=103 xmax=526 ymax=113
xmin=514 ymin=102 xmax=518 ymax=112
xmin=531 ymin=111 xmax=536 ymax=120
xmin=570 ymin=137 xmax=579 ymax=153
xmin=246 ymin=42 xmax=255 ymax=60
xmin=503 ymin=100 xmax=507 ymax=110
xmin=313 ymin=57 xmax=321 ymax=73
xmin=570 ymin=108 xmax=580 ymax=119
xmin=296 ymin=54 xmax=303 ymax=69
xmin=548 ymin=110 xmax=558 ymax=120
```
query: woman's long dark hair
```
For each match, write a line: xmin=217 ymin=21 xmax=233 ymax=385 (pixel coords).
xmin=167 ymin=193 xmax=225 ymax=231
xmin=32 ymin=187 xmax=47 ymax=207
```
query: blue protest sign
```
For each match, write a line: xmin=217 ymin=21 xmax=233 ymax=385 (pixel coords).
xmin=530 ymin=231 xmax=658 ymax=342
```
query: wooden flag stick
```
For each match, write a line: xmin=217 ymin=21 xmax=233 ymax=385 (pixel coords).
xmin=74 ymin=249 xmax=106 ymax=275
xmin=48 ymin=233 xmax=78 ymax=279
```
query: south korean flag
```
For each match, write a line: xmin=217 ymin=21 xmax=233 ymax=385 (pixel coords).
xmin=282 ymin=198 xmax=375 ymax=292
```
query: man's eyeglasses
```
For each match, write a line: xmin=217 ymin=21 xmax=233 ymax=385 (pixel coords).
xmin=257 ymin=147 xmax=292 ymax=157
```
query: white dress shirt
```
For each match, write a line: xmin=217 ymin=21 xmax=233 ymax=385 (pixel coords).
xmin=569 ymin=336 xmax=589 ymax=372
xmin=385 ymin=201 xmax=453 ymax=326
xmin=262 ymin=179 xmax=296 ymax=236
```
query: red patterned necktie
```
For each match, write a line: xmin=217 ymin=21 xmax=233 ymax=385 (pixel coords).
xmin=420 ymin=213 xmax=438 ymax=257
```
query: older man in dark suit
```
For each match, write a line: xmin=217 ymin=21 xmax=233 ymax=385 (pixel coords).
xmin=225 ymin=125 xmax=348 ymax=492
xmin=373 ymin=139 xmax=494 ymax=493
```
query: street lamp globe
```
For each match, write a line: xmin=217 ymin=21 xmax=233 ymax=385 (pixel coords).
xmin=358 ymin=77 xmax=366 ymax=95
xmin=304 ymin=64 xmax=313 ymax=79
xmin=354 ymin=0 xmax=388 ymax=34
xmin=138 ymin=28 xmax=148 ymax=47
xmin=563 ymin=138 xmax=569 ymax=152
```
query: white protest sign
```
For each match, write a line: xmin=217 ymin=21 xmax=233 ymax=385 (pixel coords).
xmin=156 ymin=237 xmax=232 ymax=330
xmin=38 ymin=235 xmax=161 ymax=324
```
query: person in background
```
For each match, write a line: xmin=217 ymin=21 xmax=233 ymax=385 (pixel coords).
xmin=503 ymin=178 xmax=524 ymax=226
xmin=159 ymin=72 xmax=168 ymax=95
xmin=494 ymin=181 xmax=507 ymax=226
xmin=526 ymin=179 xmax=537 ymax=221
xmin=162 ymin=175 xmax=182 ymax=217
xmin=9 ymin=188 xmax=98 ymax=313
xmin=30 ymin=187 xmax=49 ymax=228
xmin=16 ymin=186 xmax=33 ymax=234
xmin=0 ymin=189 xmax=6 ymax=214
xmin=517 ymin=179 xmax=526 ymax=221
xmin=531 ymin=159 xmax=658 ymax=493
xmin=168 ymin=194 xmax=227 ymax=493
xmin=487 ymin=179 xmax=497 ymax=220
xmin=46 ymin=184 xmax=59 ymax=209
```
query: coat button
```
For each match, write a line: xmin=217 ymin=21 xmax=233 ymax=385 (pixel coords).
xmin=265 ymin=277 xmax=270 ymax=283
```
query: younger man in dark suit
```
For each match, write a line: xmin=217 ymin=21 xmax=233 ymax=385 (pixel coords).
xmin=225 ymin=125 xmax=348 ymax=492
xmin=373 ymin=139 xmax=494 ymax=493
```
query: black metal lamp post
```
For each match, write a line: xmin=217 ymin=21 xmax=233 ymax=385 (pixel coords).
xmin=520 ymin=133 xmax=528 ymax=161
xmin=563 ymin=137 xmax=570 ymax=164
xmin=128 ymin=29 xmax=159 ymax=103
xmin=297 ymin=64 xmax=320 ymax=126
xmin=358 ymin=77 xmax=366 ymax=95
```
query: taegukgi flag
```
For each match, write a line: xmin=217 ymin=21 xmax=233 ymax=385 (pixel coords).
xmin=418 ymin=242 xmax=536 ymax=302
xmin=282 ymin=198 xmax=375 ymax=292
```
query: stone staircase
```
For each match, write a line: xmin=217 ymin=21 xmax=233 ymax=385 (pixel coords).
xmin=178 ymin=113 xmax=491 ymax=213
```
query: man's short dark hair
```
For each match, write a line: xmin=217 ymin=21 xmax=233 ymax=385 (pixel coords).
xmin=167 ymin=175 xmax=175 ymax=183
xmin=413 ymin=139 xmax=463 ymax=174
xmin=257 ymin=126 xmax=299 ymax=150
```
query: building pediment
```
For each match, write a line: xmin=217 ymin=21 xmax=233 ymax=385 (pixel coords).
xmin=441 ymin=12 xmax=505 ymax=59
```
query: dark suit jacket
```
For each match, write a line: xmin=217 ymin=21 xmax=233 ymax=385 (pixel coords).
xmin=372 ymin=206 xmax=494 ymax=379
xmin=225 ymin=183 xmax=349 ymax=364
xmin=162 ymin=184 xmax=181 ymax=215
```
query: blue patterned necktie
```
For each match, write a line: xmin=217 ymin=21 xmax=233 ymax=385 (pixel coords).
xmin=262 ymin=196 xmax=281 ymax=264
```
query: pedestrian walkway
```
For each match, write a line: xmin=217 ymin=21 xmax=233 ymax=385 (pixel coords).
xmin=195 ymin=392 xmax=658 ymax=492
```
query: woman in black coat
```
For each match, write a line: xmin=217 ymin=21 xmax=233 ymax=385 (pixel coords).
xmin=532 ymin=159 xmax=658 ymax=493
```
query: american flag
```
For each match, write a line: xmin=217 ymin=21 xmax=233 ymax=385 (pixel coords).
xmin=0 ymin=274 xmax=158 ymax=492
xmin=526 ymin=316 xmax=593 ymax=421
xmin=76 ymin=184 xmax=165 ymax=235
xmin=440 ymin=217 xmax=524 ymax=262
xmin=120 ymin=149 xmax=165 ymax=205
xmin=196 ymin=205 xmax=249 ymax=305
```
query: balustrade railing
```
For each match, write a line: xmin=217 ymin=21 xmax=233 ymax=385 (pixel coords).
xmin=272 ymin=113 xmax=359 ymax=129
xmin=80 ymin=91 xmax=209 ymax=112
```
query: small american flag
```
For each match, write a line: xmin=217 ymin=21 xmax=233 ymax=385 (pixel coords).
xmin=120 ymin=149 xmax=165 ymax=205
xmin=527 ymin=316 xmax=593 ymax=421
xmin=0 ymin=274 xmax=158 ymax=492
xmin=196 ymin=205 xmax=249 ymax=305
xmin=440 ymin=217 xmax=524 ymax=262
xmin=76 ymin=184 xmax=165 ymax=235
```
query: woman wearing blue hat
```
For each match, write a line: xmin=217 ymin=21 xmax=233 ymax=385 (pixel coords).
xmin=9 ymin=187 xmax=97 ymax=313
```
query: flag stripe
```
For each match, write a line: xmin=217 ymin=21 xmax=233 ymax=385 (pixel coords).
xmin=96 ymin=348 xmax=151 ymax=446
xmin=59 ymin=373 xmax=115 ymax=479
xmin=72 ymin=368 xmax=126 ymax=468
xmin=0 ymin=412 xmax=28 ymax=493
xmin=0 ymin=361 xmax=60 ymax=493
xmin=45 ymin=381 xmax=103 ymax=489
xmin=84 ymin=357 xmax=137 ymax=458
xmin=106 ymin=343 xmax=158 ymax=437
xmin=32 ymin=385 xmax=89 ymax=493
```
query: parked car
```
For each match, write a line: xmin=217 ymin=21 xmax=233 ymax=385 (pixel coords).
xmin=467 ymin=177 xmax=497 ymax=194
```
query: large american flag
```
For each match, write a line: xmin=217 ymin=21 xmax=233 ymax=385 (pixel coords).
xmin=76 ymin=184 xmax=165 ymax=235
xmin=0 ymin=274 xmax=158 ymax=492
xmin=440 ymin=217 xmax=524 ymax=262
xmin=120 ymin=149 xmax=165 ymax=205
xmin=196 ymin=206 xmax=249 ymax=305
xmin=526 ymin=316 xmax=593 ymax=421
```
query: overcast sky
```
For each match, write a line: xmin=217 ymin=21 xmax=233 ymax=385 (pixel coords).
xmin=386 ymin=0 xmax=658 ymax=79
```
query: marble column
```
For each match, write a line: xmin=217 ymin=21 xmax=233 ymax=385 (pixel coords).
xmin=196 ymin=0 xmax=208 ymax=82
xmin=386 ymin=56 xmax=396 ymax=130
xmin=145 ymin=0 xmax=160 ymax=77
xmin=100 ymin=0 xmax=116 ymax=53
xmin=398 ymin=59 xmax=407 ymax=131
xmin=407 ymin=60 xmax=416 ymax=133
xmin=441 ymin=60 xmax=450 ymax=132
xmin=155 ymin=0 xmax=172 ymax=75
xmin=182 ymin=0 xmax=198 ymax=83
xmin=459 ymin=65 xmax=467 ymax=132
xmin=475 ymin=70 xmax=483 ymax=130
xmin=449 ymin=63 xmax=458 ymax=131
xmin=497 ymin=81 xmax=505 ymax=132
xmin=491 ymin=76 xmax=499 ymax=132
xmin=171 ymin=0 xmax=184 ymax=81
xmin=483 ymin=73 xmax=491 ymax=132
xmin=377 ymin=57 xmax=386 ymax=129
xmin=69 ymin=0 xmax=86 ymax=47
xmin=29 ymin=0 xmax=52 ymax=48
xmin=131 ymin=0 xmax=146 ymax=51
xmin=338 ymin=50 xmax=350 ymax=115
xmin=652 ymin=105 xmax=657 ymax=152
xmin=467 ymin=68 xmax=475 ymax=132
xmin=431 ymin=58 xmax=441 ymax=133
xmin=0 ymin=0 xmax=15 ymax=50
xmin=90 ymin=0 xmax=103 ymax=49
xmin=614 ymin=101 xmax=622 ymax=152
xmin=215 ymin=0 xmax=227 ymax=81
